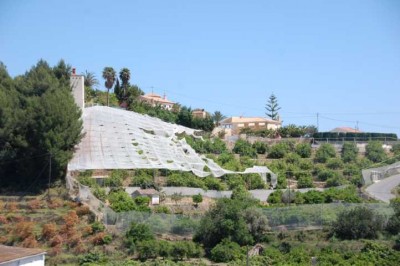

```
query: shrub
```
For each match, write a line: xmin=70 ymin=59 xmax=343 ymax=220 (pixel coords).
xmin=92 ymin=186 xmax=107 ymax=201
xmin=192 ymin=194 xmax=203 ymax=205
xmin=21 ymin=236 xmax=38 ymax=248
xmin=204 ymin=176 xmax=226 ymax=191
xmin=365 ymin=141 xmax=387 ymax=163
xmin=317 ymin=169 xmax=338 ymax=181
xmin=210 ymin=239 xmax=243 ymax=262
xmin=76 ymin=205 xmax=91 ymax=216
xmin=6 ymin=202 xmax=17 ymax=212
xmin=63 ymin=210 xmax=79 ymax=228
xmin=153 ymin=206 xmax=171 ymax=214
xmin=14 ymin=221 xmax=34 ymax=240
xmin=341 ymin=142 xmax=358 ymax=163
xmin=47 ymin=198 xmax=64 ymax=209
xmin=137 ymin=240 xmax=159 ymax=260
xmin=171 ymin=217 xmax=199 ymax=235
xmin=315 ymin=143 xmax=336 ymax=163
xmin=91 ymin=221 xmax=105 ymax=233
xmin=331 ymin=206 xmax=384 ymax=240
xmin=391 ymin=143 xmax=400 ymax=155
xmin=28 ymin=199 xmax=41 ymax=210
xmin=268 ymin=190 xmax=283 ymax=204
xmin=302 ymin=190 xmax=326 ymax=204
xmin=108 ymin=190 xmax=136 ymax=212
xmin=295 ymin=143 xmax=312 ymax=158
xmin=253 ymin=141 xmax=268 ymax=154
xmin=91 ymin=232 xmax=108 ymax=245
xmin=42 ymin=223 xmax=57 ymax=240
xmin=233 ymin=139 xmax=257 ymax=157
xmin=297 ymin=176 xmax=314 ymax=188
xmin=0 ymin=200 xmax=4 ymax=211
xmin=326 ymin=158 xmax=344 ymax=170
xmin=325 ymin=176 xmax=346 ymax=187
xmin=268 ymin=142 xmax=290 ymax=159
xmin=50 ymin=235 xmax=63 ymax=247
xmin=171 ymin=241 xmax=203 ymax=261
xmin=125 ymin=222 xmax=154 ymax=251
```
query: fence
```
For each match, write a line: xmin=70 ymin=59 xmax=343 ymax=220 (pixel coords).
xmin=362 ymin=161 xmax=400 ymax=185
xmin=66 ymin=174 xmax=394 ymax=236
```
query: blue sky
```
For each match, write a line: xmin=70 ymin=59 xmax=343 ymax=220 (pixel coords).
xmin=1 ymin=0 xmax=399 ymax=135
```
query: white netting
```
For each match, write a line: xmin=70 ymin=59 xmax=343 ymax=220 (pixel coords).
xmin=68 ymin=106 xmax=277 ymax=186
xmin=362 ymin=161 xmax=400 ymax=185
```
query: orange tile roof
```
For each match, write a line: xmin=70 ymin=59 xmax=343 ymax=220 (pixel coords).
xmin=330 ymin=127 xmax=362 ymax=133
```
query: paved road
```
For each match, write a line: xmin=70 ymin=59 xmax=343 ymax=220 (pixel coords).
xmin=366 ymin=174 xmax=400 ymax=203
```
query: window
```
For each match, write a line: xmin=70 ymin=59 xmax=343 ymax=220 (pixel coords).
xmin=258 ymin=122 xmax=265 ymax=126
xmin=249 ymin=123 xmax=255 ymax=126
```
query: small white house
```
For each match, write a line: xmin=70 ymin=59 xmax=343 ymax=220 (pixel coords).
xmin=132 ymin=188 xmax=160 ymax=205
xmin=0 ymin=245 xmax=46 ymax=266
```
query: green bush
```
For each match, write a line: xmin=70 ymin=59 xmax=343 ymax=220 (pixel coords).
xmin=210 ymin=239 xmax=243 ymax=262
xmin=204 ymin=177 xmax=226 ymax=190
xmin=268 ymin=142 xmax=290 ymax=159
xmin=91 ymin=221 xmax=105 ymax=233
xmin=295 ymin=143 xmax=312 ymax=158
xmin=297 ymin=176 xmax=314 ymax=188
xmin=153 ymin=206 xmax=171 ymax=214
xmin=341 ymin=142 xmax=358 ymax=163
xmin=317 ymin=169 xmax=339 ymax=181
xmin=125 ymin=222 xmax=154 ymax=251
xmin=331 ymin=206 xmax=384 ymax=240
xmin=108 ymin=190 xmax=137 ymax=212
xmin=365 ymin=141 xmax=387 ymax=163
xmin=192 ymin=194 xmax=203 ymax=205
xmin=92 ymin=186 xmax=107 ymax=201
xmin=326 ymin=158 xmax=344 ymax=170
xmin=233 ymin=139 xmax=257 ymax=157
xmin=268 ymin=190 xmax=283 ymax=204
xmin=252 ymin=141 xmax=268 ymax=154
xmin=315 ymin=143 xmax=336 ymax=163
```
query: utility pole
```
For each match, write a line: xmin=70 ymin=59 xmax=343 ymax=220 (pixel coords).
xmin=316 ymin=113 xmax=319 ymax=132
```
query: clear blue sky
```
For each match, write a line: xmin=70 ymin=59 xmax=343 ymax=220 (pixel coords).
xmin=1 ymin=0 xmax=400 ymax=135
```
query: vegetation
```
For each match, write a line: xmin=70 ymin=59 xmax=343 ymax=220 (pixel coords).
xmin=0 ymin=60 xmax=83 ymax=189
xmin=265 ymin=93 xmax=281 ymax=120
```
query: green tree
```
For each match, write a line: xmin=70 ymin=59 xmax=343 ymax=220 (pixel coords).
xmin=125 ymin=222 xmax=154 ymax=251
xmin=0 ymin=60 xmax=82 ymax=187
xmin=265 ymin=93 xmax=281 ymax=120
xmin=331 ymin=207 xmax=384 ymax=240
xmin=119 ymin=67 xmax=131 ymax=100
xmin=341 ymin=142 xmax=358 ymax=163
xmin=365 ymin=141 xmax=387 ymax=163
xmin=212 ymin=111 xmax=226 ymax=126
xmin=102 ymin=66 xmax=116 ymax=106
xmin=82 ymin=70 xmax=99 ymax=88
xmin=194 ymin=194 xmax=261 ymax=248
xmin=315 ymin=143 xmax=336 ymax=163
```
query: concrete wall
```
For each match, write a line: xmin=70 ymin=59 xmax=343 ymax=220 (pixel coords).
xmin=70 ymin=75 xmax=84 ymax=109
xmin=2 ymin=254 xmax=45 ymax=266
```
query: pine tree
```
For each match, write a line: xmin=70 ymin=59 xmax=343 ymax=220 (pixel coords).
xmin=265 ymin=94 xmax=281 ymax=120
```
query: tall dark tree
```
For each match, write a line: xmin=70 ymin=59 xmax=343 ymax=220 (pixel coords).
xmin=119 ymin=68 xmax=131 ymax=100
xmin=114 ymin=78 xmax=121 ymax=101
xmin=102 ymin=67 xmax=116 ymax=106
xmin=0 ymin=60 xmax=83 ymax=189
xmin=265 ymin=93 xmax=281 ymax=120
xmin=212 ymin=111 xmax=226 ymax=126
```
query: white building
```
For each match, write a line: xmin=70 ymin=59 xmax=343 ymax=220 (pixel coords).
xmin=0 ymin=245 xmax=46 ymax=266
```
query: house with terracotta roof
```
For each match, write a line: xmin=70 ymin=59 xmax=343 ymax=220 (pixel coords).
xmin=330 ymin=127 xmax=362 ymax=133
xmin=138 ymin=93 xmax=175 ymax=111
xmin=220 ymin=116 xmax=282 ymax=135
xmin=0 ymin=245 xmax=46 ymax=266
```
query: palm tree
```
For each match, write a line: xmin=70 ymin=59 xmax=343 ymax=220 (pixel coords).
xmin=212 ymin=111 xmax=226 ymax=126
xmin=82 ymin=70 xmax=99 ymax=88
xmin=119 ymin=68 xmax=131 ymax=99
xmin=102 ymin=67 xmax=116 ymax=106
